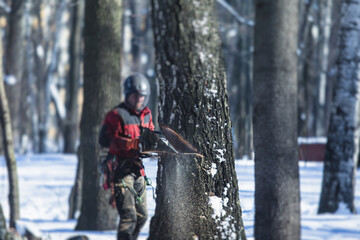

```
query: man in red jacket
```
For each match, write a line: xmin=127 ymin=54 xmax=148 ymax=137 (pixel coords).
xmin=99 ymin=73 xmax=154 ymax=240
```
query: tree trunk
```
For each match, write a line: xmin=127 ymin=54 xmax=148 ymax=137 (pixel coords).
xmin=151 ymin=1 xmax=246 ymax=239
xmin=325 ymin=0 xmax=342 ymax=134
xmin=297 ymin=0 xmax=313 ymax=137
xmin=316 ymin=0 xmax=332 ymax=137
xmin=75 ymin=0 xmax=123 ymax=230
xmin=64 ymin=0 xmax=84 ymax=153
xmin=68 ymin=146 xmax=83 ymax=219
xmin=149 ymin=152 xmax=217 ymax=239
xmin=0 ymin=34 xmax=20 ymax=228
xmin=0 ymin=204 xmax=6 ymax=240
xmin=40 ymin=0 xmax=66 ymax=152
xmin=318 ymin=0 xmax=360 ymax=214
xmin=4 ymin=0 xmax=25 ymax=150
xmin=253 ymin=0 xmax=300 ymax=240
xmin=24 ymin=0 xmax=40 ymax=153
xmin=220 ymin=0 xmax=254 ymax=159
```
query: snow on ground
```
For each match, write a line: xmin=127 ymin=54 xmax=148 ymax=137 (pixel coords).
xmin=1 ymin=154 xmax=360 ymax=240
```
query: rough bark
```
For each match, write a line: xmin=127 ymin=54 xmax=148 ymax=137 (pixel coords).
xmin=64 ymin=0 xmax=84 ymax=153
xmin=151 ymin=1 xmax=246 ymax=239
xmin=0 ymin=204 xmax=6 ymax=240
xmin=75 ymin=0 xmax=123 ymax=230
xmin=68 ymin=146 xmax=83 ymax=219
xmin=149 ymin=153 xmax=217 ymax=240
xmin=4 ymin=0 xmax=25 ymax=149
xmin=318 ymin=0 xmax=360 ymax=214
xmin=24 ymin=0 xmax=40 ymax=153
xmin=253 ymin=0 xmax=300 ymax=240
xmin=325 ymin=0 xmax=342 ymax=133
xmin=0 ymin=34 xmax=20 ymax=228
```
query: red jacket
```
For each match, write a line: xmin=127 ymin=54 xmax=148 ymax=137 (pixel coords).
xmin=99 ymin=103 xmax=155 ymax=158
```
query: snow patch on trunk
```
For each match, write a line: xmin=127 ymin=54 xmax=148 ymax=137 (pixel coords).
xmin=209 ymin=196 xmax=236 ymax=239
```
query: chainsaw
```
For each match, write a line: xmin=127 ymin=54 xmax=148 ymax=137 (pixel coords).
xmin=139 ymin=123 xmax=198 ymax=157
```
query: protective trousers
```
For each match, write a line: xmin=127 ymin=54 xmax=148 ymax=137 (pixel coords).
xmin=115 ymin=174 xmax=147 ymax=240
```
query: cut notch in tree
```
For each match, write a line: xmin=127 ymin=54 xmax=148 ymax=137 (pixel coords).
xmin=149 ymin=152 xmax=217 ymax=240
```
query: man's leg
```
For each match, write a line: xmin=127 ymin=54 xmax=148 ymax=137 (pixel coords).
xmin=132 ymin=176 xmax=148 ymax=239
xmin=115 ymin=175 xmax=137 ymax=240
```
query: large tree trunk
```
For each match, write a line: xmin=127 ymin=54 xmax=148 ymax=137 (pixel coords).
xmin=151 ymin=1 xmax=246 ymax=239
xmin=253 ymin=0 xmax=300 ymax=240
xmin=5 ymin=0 xmax=25 ymax=150
xmin=0 ymin=34 xmax=20 ymax=228
xmin=75 ymin=0 xmax=123 ymax=230
xmin=318 ymin=0 xmax=360 ymax=214
xmin=149 ymin=153 xmax=217 ymax=239
xmin=63 ymin=0 xmax=84 ymax=153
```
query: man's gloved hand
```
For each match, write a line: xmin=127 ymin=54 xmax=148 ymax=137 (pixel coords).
xmin=140 ymin=127 xmax=159 ymax=151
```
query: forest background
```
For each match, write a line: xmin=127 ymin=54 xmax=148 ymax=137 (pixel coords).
xmin=0 ymin=0 xmax=359 ymax=239
xmin=0 ymin=0 xmax=335 ymax=158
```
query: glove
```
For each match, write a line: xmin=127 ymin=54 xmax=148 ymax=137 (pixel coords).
xmin=140 ymin=127 xmax=159 ymax=151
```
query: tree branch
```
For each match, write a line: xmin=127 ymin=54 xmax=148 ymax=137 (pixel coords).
xmin=0 ymin=0 xmax=10 ymax=14
xmin=216 ymin=0 xmax=254 ymax=27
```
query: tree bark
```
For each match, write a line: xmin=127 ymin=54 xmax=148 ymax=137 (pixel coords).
xmin=5 ymin=0 xmax=25 ymax=149
xmin=64 ymin=0 xmax=84 ymax=153
xmin=0 ymin=34 xmax=20 ymax=228
xmin=149 ymin=153 xmax=217 ymax=240
xmin=68 ymin=146 xmax=83 ymax=219
xmin=0 ymin=204 xmax=6 ymax=240
xmin=151 ymin=0 xmax=246 ymax=239
xmin=253 ymin=0 xmax=300 ymax=240
xmin=75 ymin=0 xmax=123 ymax=230
xmin=318 ymin=0 xmax=360 ymax=214
xmin=325 ymin=0 xmax=342 ymax=134
xmin=24 ymin=0 xmax=40 ymax=153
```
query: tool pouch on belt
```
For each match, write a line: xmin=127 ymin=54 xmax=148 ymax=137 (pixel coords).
xmin=116 ymin=158 xmax=145 ymax=179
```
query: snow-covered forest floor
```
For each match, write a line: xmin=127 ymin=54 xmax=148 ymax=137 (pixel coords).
xmin=1 ymin=154 xmax=360 ymax=240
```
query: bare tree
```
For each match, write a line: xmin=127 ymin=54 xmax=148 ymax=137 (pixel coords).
xmin=253 ymin=0 xmax=300 ymax=240
xmin=218 ymin=0 xmax=254 ymax=159
xmin=4 ymin=0 xmax=25 ymax=149
xmin=0 ymin=31 xmax=20 ymax=228
xmin=64 ymin=0 xmax=84 ymax=153
xmin=318 ymin=0 xmax=360 ymax=214
xmin=0 ymin=204 xmax=6 ymax=239
xmin=151 ymin=0 xmax=246 ymax=239
xmin=75 ymin=0 xmax=123 ymax=230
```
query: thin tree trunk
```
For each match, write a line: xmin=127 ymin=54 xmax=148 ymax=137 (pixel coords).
xmin=5 ymin=0 xmax=25 ymax=149
xmin=0 ymin=34 xmax=20 ymax=228
xmin=68 ymin=145 xmax=83 ymax=219
xmin=325 ymin=0 xmax=342 ymax=134
xmin=24 ymin=0 xmax=40 ymax=153
xmin=40 ymin=0 xmax=66 ymax=152
xmin=253 ymin=0 xmax=300 ymax=239
xmin=64 ymin=0 xmax=84 ymax=153
xmin=318 ymin=0 xmax=360 ymax=214
xmin=0 ymin=204 xmax=6 ymax=239
xmin=316 ymin=0 xmax=332 ymax=136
